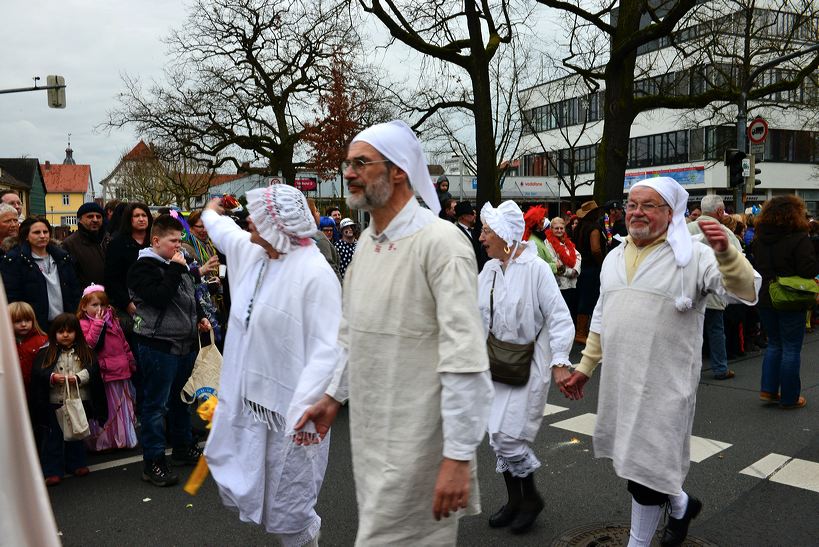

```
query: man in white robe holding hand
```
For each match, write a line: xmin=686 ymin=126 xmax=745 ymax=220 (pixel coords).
xmin=563 ymin=178 xmax=760 ymax=547
xmin=296 ymin=120 xmax=493 ymax=546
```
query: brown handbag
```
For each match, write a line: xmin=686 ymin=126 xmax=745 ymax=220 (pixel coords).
xmin=486 ymin=272 xmax=536 ymax=386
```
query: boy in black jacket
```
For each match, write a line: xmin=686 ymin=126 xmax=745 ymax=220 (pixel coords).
xmin=128 ymin=214 xmax=211 ymax=487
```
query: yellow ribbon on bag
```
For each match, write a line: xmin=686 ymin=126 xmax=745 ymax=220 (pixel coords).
xmin=183 ymin=396 xmax=218 ymax=496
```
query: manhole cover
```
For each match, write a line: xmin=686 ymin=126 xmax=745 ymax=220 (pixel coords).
xmin=551 ymin=522 xmax=717 ymax=547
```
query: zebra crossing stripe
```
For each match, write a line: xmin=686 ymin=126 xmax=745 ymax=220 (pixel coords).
xmin=549 ymin=412 xmax=732 ymax=463
xmin=741 ymin=454 xmax=819 ymax=494
xmin=543 ymin=403 xmax=569 ymax=417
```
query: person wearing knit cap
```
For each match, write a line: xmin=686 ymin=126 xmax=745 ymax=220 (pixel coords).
xmin=61 ymin=202 xmax=106 ymax=289
xmin=562 ymin=178 xmax=760 ymax=547
xmin=295 ymin=120 xmax=493 ymax=546
xmin=200 ymin=185 xmax=341 ymax=547
xmin=522 ymin=205 xmax=558 ymax=275
xmin=477 ymin=200 xmax=574 ymax=534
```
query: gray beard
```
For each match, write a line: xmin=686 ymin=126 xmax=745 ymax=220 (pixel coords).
xmin=346 ymin=173 xmax=392 ymax=211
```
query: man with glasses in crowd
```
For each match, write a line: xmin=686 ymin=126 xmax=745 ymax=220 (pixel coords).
xmin=0 ymin=190 xmax=24 ymax=222
xmin=295 ymin=120 xmax=493 ymax=546
xmin=563 ymin=178 xmax=759 ymax=547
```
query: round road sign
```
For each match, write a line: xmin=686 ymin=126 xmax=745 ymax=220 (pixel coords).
xmin=747 ymin=117 xmax=768 ymax=144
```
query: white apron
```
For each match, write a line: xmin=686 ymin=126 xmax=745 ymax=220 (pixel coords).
xmin=591 ymin=240 xmax=753 ymax=494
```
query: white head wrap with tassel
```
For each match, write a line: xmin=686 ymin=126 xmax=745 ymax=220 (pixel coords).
xmin=630 ymin=177 xmax=693 ymax=311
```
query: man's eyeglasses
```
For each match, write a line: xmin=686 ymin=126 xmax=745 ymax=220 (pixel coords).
xmin=190 ymin=224 xmax=204 ymax=229
xmin=625 ymin=201 xmax=670 ymax=213
xmin=342 ymin=158 xmax=391 ymax=174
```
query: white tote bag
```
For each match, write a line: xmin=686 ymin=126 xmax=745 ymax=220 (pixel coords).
xmin=55 ymin=380 xmax=90 ymax=441
xmin=181 ymin=330 xmax=223 ymax=404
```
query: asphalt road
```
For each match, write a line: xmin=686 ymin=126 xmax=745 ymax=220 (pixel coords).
xmin=48 ymin=333 xmax=819 ymax=546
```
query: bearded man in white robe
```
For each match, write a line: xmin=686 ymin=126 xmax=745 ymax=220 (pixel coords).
xmin=563 ymin=178 xmax=759 ymax=547
xmin=296 ymin=120 xmax=493 ymax=546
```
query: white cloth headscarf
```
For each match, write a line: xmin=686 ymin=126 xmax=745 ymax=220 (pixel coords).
xmin=480 ymin=200 xmax=525 ymax=247
xmin=351 ymin=120 xmax=440 ymax=214
xmin=246 ymin=185 xmax=317 ymax=253
xmin=630 ymin=177 xmax=692 ymax=268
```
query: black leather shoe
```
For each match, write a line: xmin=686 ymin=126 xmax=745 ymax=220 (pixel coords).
xmin=661 ymin=496 xmax=702 ymax=546
xmin=488 ymin=503 xmax=519 ymax=528
xmin=509 ymin=493 xmax=544 ymax=534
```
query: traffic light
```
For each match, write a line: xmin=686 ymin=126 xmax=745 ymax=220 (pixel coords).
xmin=724 ymin=148 xmax=746 ymax=188
xmin=745 ymin=154 xmax=762 ymax=194
xmin=46 ymin=75 xmax=66 ymax=108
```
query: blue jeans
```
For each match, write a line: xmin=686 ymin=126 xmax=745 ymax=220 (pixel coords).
xmin=758 ymin=307 xmax=805 ymax=405
xmin=137 ymin=344 xmax=196 ymax=462
xmin=704 ymin=309 xmax=729 ymax=377
xmin=40 ymin=404 xmax=87 ymax=478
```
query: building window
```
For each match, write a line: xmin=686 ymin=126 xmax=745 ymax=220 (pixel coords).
xmin=60 ymin=216 xmax=77 ymax=226
xmin=62 ymin=194 xmax=70 ymax=205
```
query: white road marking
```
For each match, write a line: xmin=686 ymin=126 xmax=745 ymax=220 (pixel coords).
xmin=770 ymin=458 xmax=819 ymax=494
xmin=543 ymin=403 xmax=569 ymax=417
xmin=742 ymin=454 xmax=819 ymax=494
xmin=87 ymin=449 xmax=171 ymax=474
xmin=689 ymin=435 xmax=732 ymax=463
xmin=739 ymin=453 xmax=793 ymax=479
xmin=550 ymin=413 xmax=597 ymax=436
xmin=550 ymin=413 xmax=732 ymax=462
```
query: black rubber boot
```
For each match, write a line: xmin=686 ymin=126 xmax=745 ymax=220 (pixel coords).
xmin=488 ymin=471 xmax=522 ymax=528
xmin=510 ymin=472 xmax=544 ymax=534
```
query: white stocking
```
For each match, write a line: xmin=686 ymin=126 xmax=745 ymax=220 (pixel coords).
xmin=669 ymin=490 xmax=689 ymax=519
xmin=627 ymin=499 xmax=663 ymax=547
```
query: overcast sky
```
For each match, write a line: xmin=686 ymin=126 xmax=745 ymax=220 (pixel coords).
xmin=1 ymin=0 xmax=189 ymax=195
xmin=1 ymin=1 xmax=562 ymax=196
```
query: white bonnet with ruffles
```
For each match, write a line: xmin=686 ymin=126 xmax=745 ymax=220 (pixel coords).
xmin=246 ymin=185 xmax=317 ymax=253
xmin=480 ymin=200 xmax=525 ymax=246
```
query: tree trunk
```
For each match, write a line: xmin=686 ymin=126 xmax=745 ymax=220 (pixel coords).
xmin=465 ymin=1 xmax=501 ymax=211
xmin=593 ymin=0 xmax=641 ymax=204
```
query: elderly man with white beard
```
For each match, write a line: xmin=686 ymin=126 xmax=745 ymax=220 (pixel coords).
xmin=296 ymin=120 xmax=493 ymax=546
xmin=563 ymin=178 xmax=759 ymax=546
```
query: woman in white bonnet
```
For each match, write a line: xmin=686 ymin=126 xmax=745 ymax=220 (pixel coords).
xmin=477 ymin=200 xmax=575 ymax=534
xmin=200 ymin=185 xmax=342 ymax=547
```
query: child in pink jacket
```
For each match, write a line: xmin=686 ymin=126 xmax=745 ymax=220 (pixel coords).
xmin=78 ymin=284 xmax=138 ymax=450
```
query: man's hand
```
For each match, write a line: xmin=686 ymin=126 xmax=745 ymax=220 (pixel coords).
xmin=127 ymin=302 xmax=137 ymax=316
xmin=562 ymin=370 xmax=589 ymax=400
xmin=698 ymin=219 xmax=728 ymax=253
xmin=293 ymin=395 xmax=342 ymax=445
xmin=198 ymin=318 xmax=212 ymax=332
xmin=205 ymin=197 xmax=225 ymax=215
xmin=432 ymin=458 xmax=470 ymax=521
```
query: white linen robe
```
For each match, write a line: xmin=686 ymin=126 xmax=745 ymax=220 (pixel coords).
xmin=478 ymin=244 xmax=574 ymax=444
xmin=330 ymin=202 xmax=492 ymax=546
xmin=201 ymin=210 xmax=342 ymax=546
xmin=591 ymin=239 xmax=758 ymax=495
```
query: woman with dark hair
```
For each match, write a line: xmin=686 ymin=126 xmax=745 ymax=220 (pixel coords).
xmin=572 ymin=201 xmax=606 ymax=344
xmin=1 ymin=217 xmax=81 ymax=330
xmin=104 ymin=203 xmax=153 ymax=320
xmin=752 ymin=196 xmax=818 ymax=409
